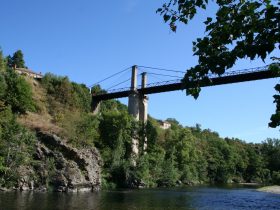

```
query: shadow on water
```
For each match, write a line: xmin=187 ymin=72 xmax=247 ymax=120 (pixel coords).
xmin=1 ymin=185 xmax=280 ymax=210
xmin=97 ymin=188 xmax=194 ymax=210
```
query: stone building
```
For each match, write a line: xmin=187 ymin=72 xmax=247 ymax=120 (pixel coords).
xmin=15 ymin=67 xmax=43 ymax=79
xmin=158 ymin=120 xmax=171 ymax=130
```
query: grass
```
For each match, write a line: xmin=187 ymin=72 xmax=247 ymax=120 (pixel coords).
xmin=17 ymin=77 xmax=62 ymax=134
xmin=18 ymin=112 xmax=61 ymax=134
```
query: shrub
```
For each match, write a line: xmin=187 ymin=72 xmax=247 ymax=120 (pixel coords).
xmin=272 ymin=171 xmax=280 ymax=185
xmin=59 ymin=111 xmax=99 ymax=148
xmin=4 ymin=69 xmax=35 ymax=113
xmin=0 ymin=107 xmax=36 ymax=187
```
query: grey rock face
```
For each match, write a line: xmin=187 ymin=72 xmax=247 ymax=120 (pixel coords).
xmin=26 ymin=131 xmax=102 ymax=192
xmin=17 ymin=166 xmax=35 ymax=191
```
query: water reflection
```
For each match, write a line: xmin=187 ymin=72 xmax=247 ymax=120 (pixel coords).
xmin=98 ymin=189 xmax=193 ymax=210
xmin=1 ymin=186 xmax=280 ymax=210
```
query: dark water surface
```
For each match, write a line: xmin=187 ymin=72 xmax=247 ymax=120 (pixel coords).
xmin=1 ymin=185 xmax=280 ymax=210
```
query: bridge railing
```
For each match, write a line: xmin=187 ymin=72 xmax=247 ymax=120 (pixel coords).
xmin=207 ymin=65 xmax=270 ymax=79
xmin=142 ymin=79 xmax=181 ymax=89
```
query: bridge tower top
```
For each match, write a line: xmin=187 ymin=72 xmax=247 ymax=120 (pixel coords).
xmin=141 ymin=72 xmax=147 ymax=88
xmin=131 ymin=65 xmax=138 ymax=91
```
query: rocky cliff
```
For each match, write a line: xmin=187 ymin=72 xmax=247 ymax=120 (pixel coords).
xmin=17 ymin=131 xmax=102 ymax=192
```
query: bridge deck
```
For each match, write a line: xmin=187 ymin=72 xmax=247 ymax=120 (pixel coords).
xmin=92 ymin=69 xmax=278 ymax=101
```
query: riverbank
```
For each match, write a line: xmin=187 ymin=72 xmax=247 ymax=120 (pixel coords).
xmin=257 ymin=185 xmax=280 ymax=194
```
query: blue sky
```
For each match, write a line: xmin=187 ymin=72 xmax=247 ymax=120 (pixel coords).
xmin=0 ymin=0 xmax=279 ymax=142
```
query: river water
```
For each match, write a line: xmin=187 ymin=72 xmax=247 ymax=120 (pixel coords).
xmin=1 ymin=185 xmax=280 ymax=210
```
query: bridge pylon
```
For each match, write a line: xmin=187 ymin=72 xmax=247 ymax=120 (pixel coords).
xmin=139 ymin=72 xmax=148 ymax=152
xmin=128 ymin=66 xmax=149 ymax=158
xmin=128 ymin=65 xmax=139 ymax=120
xmin=128 ymin=65 xmax=140 ymax=158
xmin=139 ymin=72 xmax=148 ymax=123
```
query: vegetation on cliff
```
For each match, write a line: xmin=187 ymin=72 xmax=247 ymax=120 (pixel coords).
xmin=0 ymin=50 xmax=102 ymax=190
xmin=0 ymin=49 xmax=280 ymax=190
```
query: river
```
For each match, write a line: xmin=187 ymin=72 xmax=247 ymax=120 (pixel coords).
xmin=1 ymin=185 xmax=280 ymax=210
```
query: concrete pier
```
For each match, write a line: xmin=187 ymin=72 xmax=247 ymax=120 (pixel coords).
xmin=128 ymin=65 xmax=139 ymax=120
xmin=128 ymin=65 xmax=140 ymax=157
xmin=139 ymin=72 xmax=148 ymax=123
xmin=139 ymin=72 xmax=148 ymax=152
xmin=92 ymin=100 xmax=101 ymax=115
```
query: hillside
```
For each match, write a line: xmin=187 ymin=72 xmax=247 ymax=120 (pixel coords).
xmin=0 ymin=50 xmax=280 ymax=191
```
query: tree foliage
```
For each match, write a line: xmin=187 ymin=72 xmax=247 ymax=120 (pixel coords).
xmin=7 ymin=50 xmax=26 ymax=69
xmin=269 ymin=83 xmax=280 ymax=128
xmin=0 ymin=107 xmax=36 ymax=187
xmin=3 ymin=69 xmax=35 ymax=113
xmin=158 ymin=0 xmax=279 ymax=98
xmin=261 ymin=138 xmax=280 ymax=183
xmin=0 ymin=70 xmax=34 ymax=114
xmin=0 ymin=49 xmax=6 ymax=72
xmin=42 ymin=73 xmax=92 ymax=112
xmin=98 ymin=111 xmax=280 ymax=187
xmin=0 ymin=51 xmax=7 ymax=105
xmin=59 ymin=111 xmax=99 ymax=148
xmin=0 ymin=73 xmax=7 ymax=101
xmin=0 ymin=49 xmax=34 ymax=114
xmin=158 ymin=1 xmax=280 ymax=130
xmin=97 ymin=110 xmax=136 ymax=187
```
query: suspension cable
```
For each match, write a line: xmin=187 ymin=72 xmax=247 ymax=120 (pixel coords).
xmin=107 ymin=78 xmax=131 ymax=90
xmin=138 ymin=65 xmax=185 ymax=74
xmin=147 ymin=72 xmax=183 ymax=78
xmin=107 ymin=73 xmax=143 ymax=90
xmin=89 ymin=66 xmax=132 ymax=88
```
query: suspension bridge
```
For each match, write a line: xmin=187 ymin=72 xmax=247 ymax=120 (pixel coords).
xmin=89 ymin=63 xmax=279 ymax=155
xmin=91 ymin=64 xmax=278 ymax=101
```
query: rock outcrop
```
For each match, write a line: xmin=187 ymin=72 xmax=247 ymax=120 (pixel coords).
xmin=17 ymin=131 xmax=102 ymax=192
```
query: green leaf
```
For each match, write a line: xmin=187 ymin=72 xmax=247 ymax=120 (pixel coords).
xmin=163 ymin=14 xmax=171 ymax=22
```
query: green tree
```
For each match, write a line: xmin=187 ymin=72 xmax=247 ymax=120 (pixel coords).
xmin=146 ymin=119 xmax=160 ymax=151
xmin=0 ymin=73 xmax=7 ymax=100
xmin=205 ymin=138 xmax=230 ymax=183
xmin=6 ymin=55 xmax=13 ymax=69
xmin=42 ymin=73 xmax=93 ymax=112
xmin=158 ymin=0 xmax=279 ymax=98
xmin=243 ymin=144 xmax=264 ymax=182
xmin=4 ymin=70 xmax=34 ymax=113
xmin=59 ymin=111 xmax=99 ymax=148
xmin=0 ymin=49 xmax=6 ymax=72
xmin=261 ymin=138 xmax=280 ymax=173
xmin=71 ymin=82 xmax=91 ymax=112
xmin=0 ymin=106 xmax=13 ymax=141
xmin=158 ymin=147 xmax=179 ymax=187
xmin=7 ymin=50 xmax=26 ymax=68
xmin=269 ymin=84 xmax=280 ymax=128
xmin=42 ymin=73 xmax=74 ymax=117
xmin=0 ymin=51 xmax=7 ymax=108
xmin=98 ymin=110 xmax=136 ymax=187
xmin=272 ymin=171 xmax=280 ymax=184
xmin=0 ymin=107 xmax=36 ymax=187
xmin=175 ymin=128 xmax=207 ymax=183
xmin=226 ymin=138 xmax=249 ymax=182
xmin=91 ymin=85 xmax=106 ymax=95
